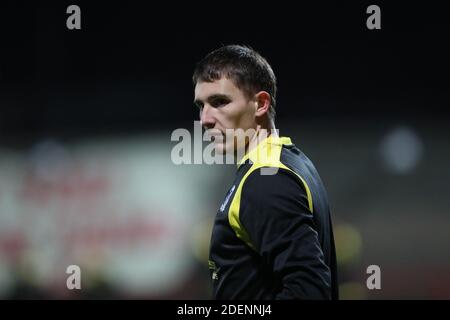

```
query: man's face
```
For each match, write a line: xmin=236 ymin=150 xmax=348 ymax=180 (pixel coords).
xmin=194 ymin=77 xmax=257 ymax=155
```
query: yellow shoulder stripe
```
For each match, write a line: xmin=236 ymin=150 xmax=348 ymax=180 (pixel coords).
xmin=228 ymin=139 xmax=313 ymax=251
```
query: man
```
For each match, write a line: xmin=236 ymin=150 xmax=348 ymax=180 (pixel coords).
xmin=193 ymin=45 xmax=338 ymax=299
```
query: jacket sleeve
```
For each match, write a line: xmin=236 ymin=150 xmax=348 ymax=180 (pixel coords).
xmin=239 ymin=167 xmax=332 ymax=299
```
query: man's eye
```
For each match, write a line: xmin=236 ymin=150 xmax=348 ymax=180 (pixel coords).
xmin=212 ymin=99 xmax=229 ymax=108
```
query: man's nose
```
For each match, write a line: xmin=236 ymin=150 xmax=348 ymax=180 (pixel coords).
xmin=200 ymin=105 xmax=215 ymax=129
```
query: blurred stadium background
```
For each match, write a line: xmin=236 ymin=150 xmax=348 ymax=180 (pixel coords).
xmin=0 ymin=2 xmax=449 ymax=299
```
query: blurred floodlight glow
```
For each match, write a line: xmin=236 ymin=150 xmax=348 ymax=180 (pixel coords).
xmin=334 ymin=223 xmax=362 ymax=266
xmin=379 ymin=126 xmax=424 ymax=174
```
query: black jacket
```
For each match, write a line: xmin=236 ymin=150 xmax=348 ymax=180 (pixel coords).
xmin=208 ymin=136 xmax=338 ymax=299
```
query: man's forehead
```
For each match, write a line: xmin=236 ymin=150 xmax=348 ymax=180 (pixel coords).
xmin=194 ymin=78 xmax=239 ymax=100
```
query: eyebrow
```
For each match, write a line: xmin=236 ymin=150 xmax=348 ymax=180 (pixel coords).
xmin=194 ymin=94 xmax=231 ymax=107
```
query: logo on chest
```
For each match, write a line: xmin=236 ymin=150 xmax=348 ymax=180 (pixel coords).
xmin=219 ymin=185 xmax=236 ymax=213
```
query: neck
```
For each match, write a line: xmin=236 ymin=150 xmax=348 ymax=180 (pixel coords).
xmin=235 ymin=122 xmax=278 ymax=164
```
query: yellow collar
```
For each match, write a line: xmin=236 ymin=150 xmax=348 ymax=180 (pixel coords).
xmin=237 ymin=136 xmax=293 ymax=167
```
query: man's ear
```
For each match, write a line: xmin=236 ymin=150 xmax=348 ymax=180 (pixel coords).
xmin=254 ymin=91 xmax=271 ymax=117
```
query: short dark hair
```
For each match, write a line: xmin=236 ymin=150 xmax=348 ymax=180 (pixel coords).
xmin=193 ymin=45 xmax=277 ymax=120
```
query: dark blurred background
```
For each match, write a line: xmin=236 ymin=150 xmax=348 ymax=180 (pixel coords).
xmin=0 ymin=1 xmax=449 ymax=299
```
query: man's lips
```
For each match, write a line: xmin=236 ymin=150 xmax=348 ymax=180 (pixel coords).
xmin=211 ymin=134 xmax=225 ymax=143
